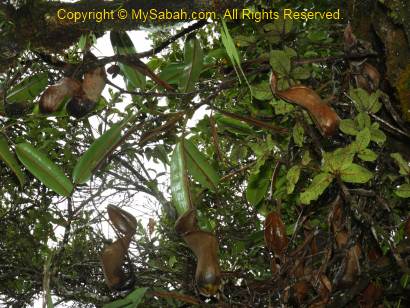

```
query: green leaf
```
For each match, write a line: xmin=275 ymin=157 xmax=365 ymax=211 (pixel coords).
xmin=215 ymin=114 xmax=254 ymax=135
xmin=302 ymin=151 xmax=312 ymax=166
xmin=220 ymin=19 xmax=247 ymax=83
xmin=355 ymin=128 xmax=371 ymax=150
xmin=292 ymin=66 xmax=310 ymax=80
xmin=370 ymin=126 xmax=386 ymax=145
xmin=103 ymin=287 xmax=147 ymax=308
xmin=0 ymin=135 xmax=25 ymax=188
xmin=368 ymin=91 xmax=382 ymax=113
xmin=77 ymin=34 xmax=88 ymax=52
xmin=179 ymin=36 xmax=203 ymax=93
xmin=170 ymin=142 xmax=191 ymax=216
xmin=184 ymin=139 xmax=219 ymax=191
xmin=350 ymin=88 xmax=381 ymax=113
xmin=390 ymin=153 xmax=410 ymax=175
xmin=72 ymin=122 xmax=124 ymax=184
xmin=270 ymin=50 xmax=291 ymax=75
xmin=358 ymin=149 xmax=378 ymax=162
xmin=307 ymin=31 xmax=328 ymax=42
xmin=300 ymin=172 xmax=333 ymax=205
xmin=293 ymin=122 xmax=304 ymax=146
xmin=252 ymin=82 xmax=273 ymax=100
xmin=6 ymin=72 xmax=48 ymax=103
xmin=395 ymin=184 xmax=410 ymax=198
xmin=284 ymin=47 xmax=297 ymax=58
xmin=270 ymin=99 xmax=294 ymax=115
xmin=159 ymin=62 xmax=185 ymax=85
xmin=246 ymin=161 xmax=273 ymax=206
xmin=323 ymin=147 xmax=355 ymax=173
xmin=286 ymin=165 xmax=301 ymax=194
xmin=355 ymin=112 xmax=371 ymax=130
xmin=340 ymin=163 xmax=373 ymax=183
xmin=339 ymin=119 xmax=359 ymax=136
xmin=15 ymin=143 xmax=73 ymax=197
xmin=263 ymin=18 xmax=293 ymax=35
xmin=234 ymin=35 xmax=256 ymax=47
xmin=110 ymin=31 xmax=146 ymax=90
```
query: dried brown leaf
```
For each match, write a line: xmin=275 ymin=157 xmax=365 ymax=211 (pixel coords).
xmin=264 ymin=211 xmax=288 ymax=256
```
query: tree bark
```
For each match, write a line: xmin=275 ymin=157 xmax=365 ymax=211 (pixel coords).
xmin=0 ymin=0 xmax=242 ymax=53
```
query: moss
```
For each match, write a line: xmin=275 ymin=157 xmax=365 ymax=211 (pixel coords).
xmin=397 ymin=64 xmax=410 ymax=121
xmin=383 ymin=0 xmax=410 ymax=43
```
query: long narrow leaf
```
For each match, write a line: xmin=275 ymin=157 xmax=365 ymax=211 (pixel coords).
xmin=220 ymin=20 xmax=242 ymax=80
xmin=170 ymin=142 xmax=192 ymax=216
xmin=7 ymin=72 xmax=48 ymax=103
xmin=184 ymin=139 xmax=219 ymax=191
xmin=0 ymin=135 xmax=25 ymax=188
xmin=110 ymin=31 xmax=146 ymax=90
xmin=179 ymin=36 xmax=203 ymax=93
xmin=72 ymin=122 xmax=124 ymax=184
xmin=16 ymin=143 xmax=73 ymax=197
xmin=103 ymin=287 xmax=147 ymax=308
xmin=220 ymin=20 xmax=253 ymax=94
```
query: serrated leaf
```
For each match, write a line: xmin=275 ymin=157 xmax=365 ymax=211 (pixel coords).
xmin=7 ymin=72 xmax=48 ymax=103
xmin=252 ymin=82 xmax=273 ymax=100
xmin=323 ymin=147 xmax=355 ymax=173
xmin=355 ymin=112 xmax=371 ymax=129
xmin=340 ymin=163 xmax=373 ymax=183
xmin=350 ymin=88 xmax=382 ymax=113
xmin=340 ymin=119 xmax=359 ymax=135
xmin=270 ymin=50 xmax=291 ymax=75
xmin=370 ymin=127 xmax=386 ymax=145
xmin=0 ymin=135 xmax=25 ymax=188
xmin=72 ymin=122 xmax=124 ymax=184
xmin=358 ymin=149 xmax=378 ymax=162
xmin=350 ymin=88 xmax=369 ymax=111
xmin=170 ymin=142 xmax=191 ymax=216
xmin=368 ymin=91 xmax=382 ymax=113
xmin=355 ymin=128 xmax=371 ymax=150
xmin=293 ymin=122 xmax=304 ymax=146
xmin=300 ymin=172 xmax=333 ymax=205
xmin=286 ymin=165 xmax=301 ymax=194
xmin=395 ymin=184 xmax=410 ymax=198
xmin=16 ymin=143 xmax=73 ymax=197
xmin=246 ymin=161 xmax=273 ymax=206
xmin=184 ymin=139 xmax=219 ymax=191
xmin=270 ymin=99 xmax=294 ymax=115
xmin=110 ymin=31 xmax=146 ymax=90
xmin=179 ymin=36 xmax=203 ymax=93
xmin=390 ymin=153 xmax=410 ymax=175
xmin=292 ymin=66 xmax=310 ymax=80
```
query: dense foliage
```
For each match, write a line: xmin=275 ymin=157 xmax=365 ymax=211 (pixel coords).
xmin=0 ymin=0 xmax=409 ymax=307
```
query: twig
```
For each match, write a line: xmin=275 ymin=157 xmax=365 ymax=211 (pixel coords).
xmin=139 ymin=20 xmax=208 ymax=58
xmin=220 ymin=161 xmax=256 ymax=182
